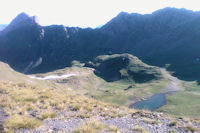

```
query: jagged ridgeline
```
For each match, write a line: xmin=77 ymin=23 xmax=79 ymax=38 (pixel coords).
xmin=1 ymin=8 xmax=200 ymax=82
xmin=85 ymin=54 xmax=161 ymax=82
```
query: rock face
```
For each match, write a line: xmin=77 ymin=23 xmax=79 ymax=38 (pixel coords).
xmin=0 ymin=8 xmax=200 ymax=82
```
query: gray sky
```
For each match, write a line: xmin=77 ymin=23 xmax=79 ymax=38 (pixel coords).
xmin=1 ymin=0 xmax=200 ymax=28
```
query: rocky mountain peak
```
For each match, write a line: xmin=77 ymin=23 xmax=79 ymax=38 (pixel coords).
xmin=1 ymin=12 xmax=40 ymax=35
xmin=14 ymin=12 xmax=30 ymax=20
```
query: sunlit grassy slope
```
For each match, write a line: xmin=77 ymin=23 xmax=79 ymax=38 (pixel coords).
xmin=0 ymin=60 xmax=200 ymax=132
xmin=159 ymin=81 xmax=200 ymax=118
xmin=0 ymin=62 xmax=52 ymax=87
xmin=0 ymin=62 xmax=131 ymax=132
xmin=0 ymin=62 xmax=28 ymax=81
xmin=35 ymin=65 xmax=168 ymax=106
xmin=35 ymin=64 xmax=200 ymax=119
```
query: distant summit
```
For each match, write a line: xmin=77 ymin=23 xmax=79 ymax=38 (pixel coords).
xmin=1 ymin=12 xmax=40 ymax=35
xmin=13 ymin=12 xmax=30 ymax=21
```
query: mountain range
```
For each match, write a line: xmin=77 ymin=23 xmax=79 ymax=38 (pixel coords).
xmin=1 ymin=8 xmax=200 ymax=132
xmin=0 ymin=7 xmax=200 ymax=82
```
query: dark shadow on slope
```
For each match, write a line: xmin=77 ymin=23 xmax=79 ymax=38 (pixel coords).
xmin=93 ymin=56 xmax=129 ymax=82
xmin=85 ymin=54 xmax=161 ymax=83
xmin=127 ymin=70 xmax=160 ymax=83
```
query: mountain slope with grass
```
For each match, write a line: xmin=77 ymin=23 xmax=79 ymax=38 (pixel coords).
xmin=1 ymin=7 xmax=200 ymax=133
xmin=0 ymin=61 xmax=31 ymax=82
xmin=85 ymin=54 xmax=161 ymax=82
xmin=0 ymin=61 xmax=199 ymax=132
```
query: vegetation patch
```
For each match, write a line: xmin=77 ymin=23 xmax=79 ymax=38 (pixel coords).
xmin=133 ymin=125 xmax=148 ymax=133
xmin=158 ymin=81 xmax=200 ymax=118
xmin=40 ymin=112 xmax=57 ymax=120
xmin=0 ymin=81 xmax=128 ymax=132
xmin=73 ymin=119 xmax=123 ymax=133
xmin=185 ymin=125 xmax=197 ymax=133
xmin=4 ymin=115 xmax=41 ymax=132
xmin=73 ymin=119 xmax=104 ymax=133
xmin=142 ymin=117 xmax=160 ymax=125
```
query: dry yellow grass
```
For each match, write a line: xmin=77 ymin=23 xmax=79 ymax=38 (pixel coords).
xmin=142 ymin=117 xmax=160 ymax=125
xmin=73 ymin=119 xmax=123 ymax=133
xmin=0 ymin=64 xmax=197 ymax=133
xmin=133 ymin=125 xmax=148 ymax=133
xmin=0 ymin=81 xmax=128 ymax=132
xmin=4 ymin=115 xmax=41 ymax=133
xmin=73 ymin=119 xmax=104 ymax=133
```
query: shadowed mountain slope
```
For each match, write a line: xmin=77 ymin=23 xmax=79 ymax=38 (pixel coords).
xmin=0 ymin=8 xmax=200 ymax=82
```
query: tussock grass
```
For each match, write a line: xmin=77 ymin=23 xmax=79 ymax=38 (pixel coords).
xmin=73 ymin=119 xmax=123 ymax=133
xmin=71 ymin=104 xmax=81 ymax=111
xmin=4 ymin=115 xmax=41 ymax=133
xmin=142 ymin=117 xmax=160 ymax=125
xmin=40 ymin=112 xmax=57 ymax=120
xmin=73 ymin=119 xmax=104 ymax=133
xmin=168 ymin=129 xmax=177 ymax=133
xmin=133 ymin=125 xmax=148 ymax=133
xmin=108 ymin=125 xmax=121 ymax=132
xmin=185 ymin=125 xmax=197 ymax=133
xmin=0 ymin=81 xmax=128 ymax=132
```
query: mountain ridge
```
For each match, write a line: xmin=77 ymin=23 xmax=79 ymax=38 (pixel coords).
xmin=0 ymin=7 xmax=200 ymax=82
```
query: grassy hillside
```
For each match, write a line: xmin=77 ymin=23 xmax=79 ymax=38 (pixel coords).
xmin=0 ymin=61 xmax=53 ymax=88
xmin=0 ymin=62 xmax=32 ymax=82
xmin=159 ymin=81 xmax=200 ymax=118
xmin=33 ymin=64 xmax=200 ymax=119
xmin=85 ymin=54 xmax=161 ymax=82
xmin=0 ymin=62 xmax=199 ymax=132
xmin=34 ymin=64 xmax=168 ymax=106
xmin=0 ymin=62 xmax=129 ymax=132
xmin=2 ymin=59 xmax=199 ymax=119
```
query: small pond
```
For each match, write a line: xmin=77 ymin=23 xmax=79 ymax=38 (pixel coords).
xmin=129 ymin=93 xmax=166 ymax=111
